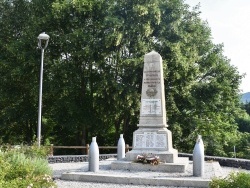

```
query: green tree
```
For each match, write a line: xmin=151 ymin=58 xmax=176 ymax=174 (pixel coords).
xmin=49 ymin=0 xmax=161 ymax=147
xmin=151 ymin=1 xmax=243 ymax=155
xmin=0 ymin=0 xmax=39 ymax=144
xmin=0 ymin=0 xmax=56 ymax=144
xmin=244 ymin=102 xmax=250 ymax=115
xmin=0 ymin=0 xmax=245 ymax=158
xmin=235 ymin=102 xmax=250 ymax=158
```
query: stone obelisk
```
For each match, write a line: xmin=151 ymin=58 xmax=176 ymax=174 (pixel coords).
xmin=126 ymin=51 xmax=177 ymax=163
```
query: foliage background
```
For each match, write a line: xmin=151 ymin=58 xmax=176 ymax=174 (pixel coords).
xmin=0 ymin=0 xmax=249 ymax=157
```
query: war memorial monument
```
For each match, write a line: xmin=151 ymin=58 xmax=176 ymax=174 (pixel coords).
xmin=111 ymin=51 xmax=189 ymax=172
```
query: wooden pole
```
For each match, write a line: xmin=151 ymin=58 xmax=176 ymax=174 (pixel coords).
xmin=125 ymin=144 xmax=130 ymax=153
xmin=86 ymin=144 xmax=90 ymax=155
xmin=50 ymin=144 xmax=54 ymax=156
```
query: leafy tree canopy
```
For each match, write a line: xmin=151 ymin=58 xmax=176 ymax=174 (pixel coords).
xmin=0 ymin=0 xmax=247 ymax=157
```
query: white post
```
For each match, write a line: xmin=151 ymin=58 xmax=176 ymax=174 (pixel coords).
xmin=117 ymin=134 xmax=125 ymax=160
xmin=234 ymin=146 xmax=236 ymax=158
xmin=37 ymin=48 xmax=44 ymax=147
xmin=89 ymin=137 xmax=99 ymax=172
xmin=193 ymin=135 xmax=204 ymax=177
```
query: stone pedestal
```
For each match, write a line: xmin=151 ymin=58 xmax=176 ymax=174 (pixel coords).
xmin=112 ymin=51 xmax=188 ymax=172
xmin=126 ymin=128 xmax=177 ymax=163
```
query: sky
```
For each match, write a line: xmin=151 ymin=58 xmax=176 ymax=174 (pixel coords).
xmin=185 ymin=0 xmax=250 ymax=93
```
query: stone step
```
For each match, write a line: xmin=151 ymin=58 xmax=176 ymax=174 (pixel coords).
xmin=61 ymin=172 xmax=210 ymax=187
xmin=111 ymin=157 xmax=189 ymax=173
xmin=60 ymin=160 xmax=224 ymax=188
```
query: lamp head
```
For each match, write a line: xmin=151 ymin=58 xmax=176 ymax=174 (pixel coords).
xmin=38 ymin=32 xmax=50 ymax=40
xmin=38 ymin=32 xmax=50 ymax=49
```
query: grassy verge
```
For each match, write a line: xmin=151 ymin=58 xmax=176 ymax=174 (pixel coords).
xmin=0 ymin=145 xmax=56 ymax=188
xmin=210 ymin=172 xmax=250 ymax=188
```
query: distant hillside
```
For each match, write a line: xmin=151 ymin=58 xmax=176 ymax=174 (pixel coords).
xmin=241 ymin=92 xmax=250 ymax=103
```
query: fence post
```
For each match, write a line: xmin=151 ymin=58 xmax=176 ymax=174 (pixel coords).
xmin=50 ymin=144 xmax=54 ymax=156
xmin=86 ymin=144 xmax=89 ymax=155
xmin=125 ymin=144 xmax=130 ymax=153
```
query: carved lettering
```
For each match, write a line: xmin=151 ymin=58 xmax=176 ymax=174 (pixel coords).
xmin=134 ymin=132 xmax=167 ymax=148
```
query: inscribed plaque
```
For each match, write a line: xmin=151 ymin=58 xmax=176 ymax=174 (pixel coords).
xmin=134 ymin=134 xmax=144 ymax=148
xmin=134 ymin=132 xmax=167 ymax=148
xmin=141 ymin=99 xmax=161 ymax=115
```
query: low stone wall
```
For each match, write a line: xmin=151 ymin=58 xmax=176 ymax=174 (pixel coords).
xmin=179 ymin=153 xmax=250 ymax=170
xmin=48 ymin=153 xmax=250 ymax=170
xmin=48 ymin=154 xmax=117 ymax=163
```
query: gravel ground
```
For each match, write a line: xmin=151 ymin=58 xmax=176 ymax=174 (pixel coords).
xmin=54 ymin=180 xmax=186 ymax=188
xmin=50 ymin=159 xmax=249 ymax=188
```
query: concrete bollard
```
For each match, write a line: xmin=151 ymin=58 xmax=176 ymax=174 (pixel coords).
xmin=117 ymin=134 xmax=125 ymax=160
xmin=193 ymin=135 xmax=204 ymax=177
xmin=89 ymin=137 xmax=99 ymax=172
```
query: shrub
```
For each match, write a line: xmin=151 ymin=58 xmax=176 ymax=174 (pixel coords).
xmin=0 ymin=144 xmax=50 ymax=159
xmin=0 ymin=174 xmax=56 ymax=188
xmin=22 ymin=145 xmax=50 ymax=158
xmin=4 ymin=152 xmax=52 ymax=179
xmin=209 ymin=172 xmax=250 ymax=188
xmin=0 ymin=145 xmax=56 ymax=188
xmin=0 ymin=153 xmax=10 ymax=180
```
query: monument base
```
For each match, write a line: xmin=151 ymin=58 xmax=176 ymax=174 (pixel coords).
xmin=122 ymin=127 xmax=188 ymax=172
xmin=111 ymin=157 xmax=189 ymax=173
xmin=125 ymin=149 xmax=178 ymax=163
xmin=126 ymin=127 xmax=179 ymax=163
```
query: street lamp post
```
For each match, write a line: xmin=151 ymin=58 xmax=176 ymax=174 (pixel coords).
xmin=37 ymin=32 xmax=50 ymax=147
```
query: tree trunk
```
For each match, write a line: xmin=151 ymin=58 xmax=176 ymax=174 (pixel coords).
xmin=80 ymin=127 xmax=88 ymax=154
